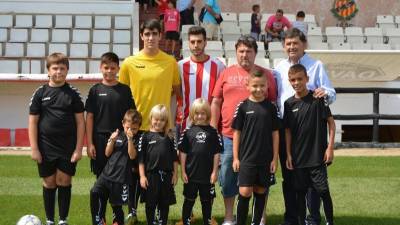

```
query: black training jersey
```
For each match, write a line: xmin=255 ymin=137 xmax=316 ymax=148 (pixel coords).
xmin=138 ymin=131 xmax=178 ymax=172
xmin=85 ymin=82 xmax=135 ymax=133
xmin=100 ymin=133 xmax=133 ymax=184
xmin=283 ymin=91 xmax=332 ymax=168
xmin=231 ymin=99 xmax=279 ymax=166
xmin=29 ymin=83 xmax=84 ymax=136
xmin=130 ymin=131 xmax=143 ymax=171
xmin=178 ymin=125 xmax=222 ymax=184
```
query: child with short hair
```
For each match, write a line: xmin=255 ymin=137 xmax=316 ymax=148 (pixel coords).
xmin=292 ymin=11 xmax=308 ymax=35
xmin=164 ymin=0 xmax=180 ymax=56
xmin=90 ymin=109 xmax=142 ymax=225
xmin=138 ymin=104 xmax=179 ymax=225
xmin=250 ymin=4 xmax=262 ymax=41
xmin=231 ymin=70 xmax=279 ymax=225
xmin=178 ymin=98 xmax=222 ymax=225
xmin=29 ymin=52 xmax=85 ymax=225
xmin=284 ymin=64 xmax=335 ymax=225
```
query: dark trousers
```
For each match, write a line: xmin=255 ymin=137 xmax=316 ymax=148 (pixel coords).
xmin=180 ymin=7 xmax=195 ymax=27
xmin=306 ymin=188 xmax=321 ymax=225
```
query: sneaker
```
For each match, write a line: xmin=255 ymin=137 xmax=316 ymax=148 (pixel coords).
xmin=58 ymin=220 xmax=68 ymax=225
xmin=126 ymin=213 xmax=138 ymax=225
xmin=46 ymin=221 xmax=55 ymax=225
xmin=221 ymin=220 xmax=236 ymax=225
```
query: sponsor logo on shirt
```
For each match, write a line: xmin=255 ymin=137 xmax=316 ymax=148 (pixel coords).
xmin=116 ymin=139 xmax=123 ymax=143
xmin=292 ymin=108 xmax=299 ymax=112
xmin=188 ymin=72 xmax=195 ymax=76
xmin=195 ymin=132 xmax=206 ymax=143
xmin=149 ymin=140 xmax=156 ymax=144
xmin=42 ymin=97 xmax=51 ymax=101
xmin=246 ymin=111 xmax=254 ymax=114
xmin=99 ymin=93 xmax=107 ymax=96
xmin=135 ymin=64 xmax=145 ymax=69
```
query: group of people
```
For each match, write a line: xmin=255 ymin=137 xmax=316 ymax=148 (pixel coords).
xmin=29 ymin=16 xmax=337 ymax=225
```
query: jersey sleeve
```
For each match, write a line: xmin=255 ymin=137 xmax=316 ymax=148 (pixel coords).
xmin=270 ymin=102 xmax=279 ymax=131
xmin=29 ymin=86 xmax=43 ymax=115
xmin=85 ymin=85 xmax=96 ymax=113
xmin=72 ymin=88 xmax=84 ymax=113
xmin=177 ymin=128 xmax=190 ymax=153
xmin=170 ymin=136 xmax=179 ymax=162
xmin=231 ymin=102 xmax=244 ymax=131
xmin=172 ymin=59 xmax=181 ymax=86
xmin=126 ymin=86 xmax=136 ymax=109
xmin=283 ymin=100 xmax=291 ymax=128
xmin=137 ymin=133 xmax=148 ymax=164
xmin=214 ymin=131 xmax=223 ymax=154
xmin=118 ymin=59 xmax=131 ymax=86
xmin=320 ymin=97 xmax=332 ymax=119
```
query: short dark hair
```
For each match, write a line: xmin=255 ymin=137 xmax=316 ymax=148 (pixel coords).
xmin=140 ymin=19 xmax=161 ymax=34
xmin=276 ymin=9 xmax=284 ymax=14
xmin=123 ymin=109 xmax=142 ymax=126
xmin=188 ymin=26 xmax=207 ymax=40
xmin=284 ymin=27 xmax=307 ymax=43
xmin=46 ymin=52 xmax=69 ymax=69
xmin=235 ymin=35 xmax=258 ymax=53
xmin=252 ymin=4 xmax=260 ymax=12
xmin=296 ymin=11 xmax=305 ymax=18
xmin=100 ymin=52 xmax=120 ymax=66
xmin=288 ymin=64 xmax=307 ymax=77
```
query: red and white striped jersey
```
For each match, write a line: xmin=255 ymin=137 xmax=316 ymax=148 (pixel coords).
xmin=178 ymin=55 xmax=225 ymax=130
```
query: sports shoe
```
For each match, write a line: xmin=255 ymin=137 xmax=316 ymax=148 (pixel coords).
xmin=221 ymin=220 xmax=236 ymax=225
xmin=126 ymin=213 xmax=138 ymax=225
xmin=46 ymin=221 xmax=55 ymax=225
xmin=58 ymin=220 xmax=68 ymax=225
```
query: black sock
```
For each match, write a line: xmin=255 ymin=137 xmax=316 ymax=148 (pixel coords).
xmin=182 ymin=199 xmax=195 ymax=225
xmin=251 ymin=192 xmax=266 ymax=225
xmin=236 ymin=194 xmax=251 ymax=225
xmin=112 ymin=205 xmax=124 ymax=225
xmin=58 ymin=185 xmax=72 ymax=221
xmin=158 ymin=205 xmax=170 ymax=225
xmin=145 ymin=205 xmax=156 ymax=225
xmin=201 ymin=200 xmax=212 ymax=225
xmin=90 ymin=189 xmax=108 ymax=225
xmin=296 ymin=190 xmax=307 ymax=225
xmin=43 ymin=186 xmax=57 ymax=222
xmin=320 ymin=190 xmax=334 ymax=224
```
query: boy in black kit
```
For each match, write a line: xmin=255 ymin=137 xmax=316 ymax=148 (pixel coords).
xmin=178 ymin=98 xmax=222 ymax=225
xmin=283 ymin=64 xmax=335 ymax=225
xmin=232 ymin=71 xmax=279 ymax=225
xmin=29 ymin=53 xmax=85 ymax=225
xmin=138 ymin=104 xmax=179 ymax=225
xmin=90 ymin=109 xmax=142 ymax=225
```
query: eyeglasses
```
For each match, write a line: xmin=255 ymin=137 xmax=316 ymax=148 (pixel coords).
xmin=237 ymin=35 xmax=256 ymax=42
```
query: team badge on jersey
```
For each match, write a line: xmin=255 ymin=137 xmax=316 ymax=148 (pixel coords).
xmin=195 ymin=132 xmax=206 ymax=143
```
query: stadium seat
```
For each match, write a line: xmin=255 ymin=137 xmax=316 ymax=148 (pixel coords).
xmin=113 ymin=30 xmax=131 ymax=43
xmin=254 ymin=58 xmax=270 ymax=69
xmin=70 ymin=44 xmax=89 ymax=58
xmin=0 ymin=43 xmax=2 ymax=56
xmin=376 ymin=15 xmax=396 ymax=32
xmin=15 ymin=15 xmax=33 ymax=28
xmin=69 ymin=60 xmax=87 ymax=74
xmin=113 ymin=44 xmax=131 ymax=59
xmin=9 ymin=29 xmax=29 ymax=42
xmin=285 ymin=14 xmax=296 ymax=22
xmin=14 ymin=128 xmax=29 ymax=147
xmin=307 ymin=27 xmax=324 ymax=43
xmin=75 ymin=15 xmax=92 ymax=29
xmin=0 ymin=14 xmax=13 ymax=28
xmin=220 ymin=22 xmax=240 ymax=32
xmin=35 ymin=15 xmax=53 ymax=28
xmin=224 ymin=41 xmax=236 ymax=58
xmin=21 ymin=60 xmax=42 ymax=74
xmin=0 ymin=28 xmax=7 ymax=42
xmin=395 ymin=16 xmax=400 ymax=26
xmin=95 ymin=16 xmax=112 ymax=29
xmin=115 ymin=16 xmax=132 ymax=29
xmin=91 ymin=44 xmax=110 ymax=58
xmin=329 ymin=42 xmax=351 ymax=50
xmin=364 ymin=27 xmax=384 ymax=44
xmin=239 ymin=22 xmax=252 ymax=35
xmin=205 ymin=41 xmax=224 ymax=57
xmin=372 ymin=43 xmax=392 ymax=50
xmin=386 ymin=28 xmax=400 ymax=45
xmin=5 ymin=43 xmax=24 ymax=57
xmin=238 ymin=13 xmax=252 ymax=22
xmin=89 ymin=60 xmax=101 ymax=73
xmin=48 ymin=43 xmax=68 ymax=55
xmin=221 ymin=12 xmax=237 ymax=23
xmin=304 ymin=14 xmax=317 ymax=26
xmin=51 ymin=29 xmax=70 ymax=43
xmin=308 ymin=42 xmax=329 ymax=50
xmin=0 ymin=60 xmax=19 ymax=73
xmin=72 ymin=29 xmax=91 ymax=43
xmin=221 ymin=26 xmax=242 ymax=42
xmin=256 ymin=41 xmax=265 ymax=51
xmin=31 ymin=29 xmax=49 ymax=42
xmin=345 ymin=27 xmax=364 ymax=44
xmin=351 ymin=43 xmax=372 ymax=50
xmin=268 ymin=42 xmax=286 ymax=59
xmin=181 ymin=41 xmax=189 ymax=50
xmin=93 ymin=30 xmax=111 ymax=43
xmin=0 ymin=128 xmax=11 ymax=146
xmin=26 ymin=43 xmax=46 ymax=57
xmin=55 ymin=15 xmax=73 ymax=28
xmin=325 ymin=26 xmax=345 ymax=43
xmin=393 ymin=44 xmax=400 ymax=50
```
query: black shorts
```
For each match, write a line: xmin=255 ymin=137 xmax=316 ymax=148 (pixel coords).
xmin=91 ymin=132 xmax=111 ymax=176
xmin=38 ymin=134 xmax=76 ymax=161
xmin=293 ymin=164 xmax=330 ymax=193
xmin=92 ymin=176 xmax=130 ymax=205
xmin=165 ymin=31 xmax=180 ymax=41
xmin=238 ymin=165 xmax=271 ymax=188
xmin=141 ymin=171 xmax=176 ymax=207
xmin=183 ymin=182 xmax=216 ymax=201
xmin=38 ymin=157 xmax=77 ymax=177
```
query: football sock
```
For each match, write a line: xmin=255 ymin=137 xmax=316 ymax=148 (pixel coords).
xmin=158 ymin=205 xmax=170 ymax=225
xmin=251 ymin=192 xmax=266 ymax=225
xmin=320 ymin=190 xmax=334 ymax=224
xmin=200 ymin=200 xmax=212 ymax=225
xmin=128 ymin=179 xmax=140 ymax=215
xmin=236 ymin=194 xmax=251 ymax=225
xmin=43 ymin=186 xmax=57 ymax=222
xmin=58 ymin=185 xmax=71 ymax=221
xmin=112 ymin=205 xmax=124 ymax=225
xmin=145 ymin=205 xmax=156 ymax=225
xmin=90 ymin=190 xmax=107 ymax=225
xmin=296 ymin=190 xmax=307 ymax=225
xmin=182 ymin=199 xmax=195 ymax=225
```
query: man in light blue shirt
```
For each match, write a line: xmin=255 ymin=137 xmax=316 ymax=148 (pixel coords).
xmin=202 ymin=0 xmax=221 ymax=40
xmin=274 ymin=27 xmax=336 ymax=225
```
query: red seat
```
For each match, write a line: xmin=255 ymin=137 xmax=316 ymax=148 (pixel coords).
xmin=0 ymin=128 xmax=11 ymax=146
xmin=15 ymin=128 xmax=30 ymax=147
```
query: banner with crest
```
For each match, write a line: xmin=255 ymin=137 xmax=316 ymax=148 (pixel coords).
xmin=331 ymin=0 xmax=358 ymax=21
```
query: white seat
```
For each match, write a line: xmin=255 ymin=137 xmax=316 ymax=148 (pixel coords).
xmin=345 ymin=27 xmax=364 ymax=44
xmin=51 ymin=29 xmax=70 ymax=43
xmin=75 ymin=15 xmax=92 ymax=29
xmin=21 ymin=60 xmax=42 ymax=74
xmin=113 ymin=30 xmax=131 ymax=43
xmin=181 ymin=41 xmax=189 ymax=50
xmin=72 ymin=29 xmax=91 ymax=43
xmin=308 ymin=42 xmax=329 ymax=50
xmin=69 ymin=60 xmax=87 ymax=74
xmin=224 ymin=41 xmax=236 ymax=58
xmin=26 ymin=43 xmax=46 ymax=57
xmin=95 ymin=16 xmax=112 ymax=29
xmin=239 ymin=22 xmax=252 ymax=35
xmin=93 ymin=30 xmax=111 ymax=43
xmin=364 ymin=27 xmax=384 ymax=44
xmin=221 ymin=27 xmax=242 ymax=41
xmin=285 ymin=14 xmax=296 ymax=22
xmin=0 ymin=15 xmax=13 ymax=28
xmin=89 ymin=60 xmax=101 ymax=73
xmin=113 ymin=44 xmax=131 ymax=59
xmin=31 ymin=29 xmax=49 ymax=43
xmin=35 ymin=15 xmax=53 ymax=28
xmin=307 ymin=27 xmax=323 ymax=43
xmin=329 ymin=42 xmax=351 ymax=50
xmin=0 ymin=60 xmax=19 ymax=73
xmin=268 ymin=42 xmax=286 ymax=59
xmin=220 ymin=22 xmax=240 ymax=32
xmin=254 ymin=58 xmax=270 ymax=69
xmin=206 ymin=41 xmax=223 ymax=50
xmin=386 ymin=28 xmax=400 ymax=45
xmin=325 ymin=26 xmax=345 ymax=43
xmin=0 ymin=28 xmax=7 ymax=42
xmin=115 ymin=16 xmax=132 ymax=29
xmin=304 ymin=14 xmax=317 ymax=26
xmin=351 ymin=43 xmax=372 ymax=50
xmin=0 ymin=43 xmax=2 ymax=56
xmin=372 ymin=43 xmax=392 ymax=50
xmin=91 ymin=44 xmax=110 ymax=58
xmin=221 ymin=12 xmax=237 ymax=23
xmin=70 ymin=44 xmax=89 ymax=58
xmin=5 ymin=43 xmax=24 ymax=57
xmin=238 ymin=13 xmax=252 ymax=22
xmin=392 ymin=44 xmax=400 ymax=50
xmin=256 ymin=41 xmax=265 ymax=51
xmin=9 ymin=29 xmax=29 ymax=42
xmin=15 ymin=15 xmax=33 ymax=28
xmin=376 ymin=15 xmax=396 ymax=32
xmin=55 ymin=15 xmax=73 ymax=28
xmin=48 ymin=43 xmax=68 ymax=55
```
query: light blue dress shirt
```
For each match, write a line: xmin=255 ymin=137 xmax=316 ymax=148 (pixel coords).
xmin=203 ymin=0 xmax=221 ymax=24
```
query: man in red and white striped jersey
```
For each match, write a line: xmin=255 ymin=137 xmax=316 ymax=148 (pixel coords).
xmin=178 ymin=25 xmax=225 ymax=131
